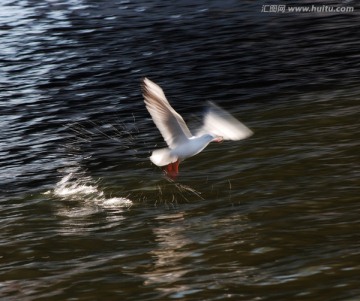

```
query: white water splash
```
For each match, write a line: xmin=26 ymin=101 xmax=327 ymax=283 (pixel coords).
xmin=48 ymin=167 xmax=133 ymax=209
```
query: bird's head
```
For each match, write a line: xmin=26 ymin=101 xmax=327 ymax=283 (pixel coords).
xmin=212 ymin=136 xmax=223 ymax=143
xmin=200 ymin=134 xmax=223 ymax=143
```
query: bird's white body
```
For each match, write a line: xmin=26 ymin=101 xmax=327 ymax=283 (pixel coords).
xmin=142 ymin=77 xmax=253 ymax=175
xmin=150 ymin=134 xmax=214 ymax=166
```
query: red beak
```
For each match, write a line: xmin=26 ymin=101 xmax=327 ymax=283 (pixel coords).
xmin=212 ymin=136 xmax=223 ymax=143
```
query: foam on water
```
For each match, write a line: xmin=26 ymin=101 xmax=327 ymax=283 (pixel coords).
xmin=48 ymin=166 xmax=133 ymax=209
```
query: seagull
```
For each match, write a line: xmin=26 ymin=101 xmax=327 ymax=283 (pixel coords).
xmin=142 ymin=77 xmax=253 ymax=178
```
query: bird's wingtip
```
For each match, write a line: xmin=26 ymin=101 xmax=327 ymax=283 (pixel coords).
xmin=141 ymin=77 xmax=156 ymax=90
xmin=141 ymin=77 xmax=151 ymax=94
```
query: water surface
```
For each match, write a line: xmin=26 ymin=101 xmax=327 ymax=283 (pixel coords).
xmin=1 ymin=0 xmax=359 ymax=300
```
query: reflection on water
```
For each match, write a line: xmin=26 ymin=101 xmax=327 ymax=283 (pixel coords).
xmin=143 ymin=210 xmax=256 ymax=298
xmin=144 ymin=213 xmax=191 ymax=288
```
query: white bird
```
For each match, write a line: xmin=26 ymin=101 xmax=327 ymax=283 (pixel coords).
xmin=142 ymin=77 xmax=253 ymax=178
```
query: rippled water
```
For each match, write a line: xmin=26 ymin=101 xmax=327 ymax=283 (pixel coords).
xmin=1 ymin=0 xmax=360 ymax=300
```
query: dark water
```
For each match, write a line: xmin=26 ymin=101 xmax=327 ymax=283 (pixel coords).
xmin=1 ymin=0 xmax=360 ymax=300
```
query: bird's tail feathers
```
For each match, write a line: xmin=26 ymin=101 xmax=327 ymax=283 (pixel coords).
xmin=150 ymin=148 xmax=178 ymax=166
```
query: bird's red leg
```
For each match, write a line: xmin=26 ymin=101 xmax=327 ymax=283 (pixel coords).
xmin=163 ymin=160 xmax=180 ymax=179
xmin=173 ymin=160 xmax=180 ymax=174
xmin=162 ymin=163 xmax=173 ymax=176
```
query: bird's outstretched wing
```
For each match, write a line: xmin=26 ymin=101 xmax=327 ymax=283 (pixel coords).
xmin=197 ymin=102 xmax=253 ymax=140
xmin=142 ymin=78 xmax=192 ymax=148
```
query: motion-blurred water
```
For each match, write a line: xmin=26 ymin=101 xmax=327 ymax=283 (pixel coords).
xmin=1 ymin=0 xmax=359 ymax=300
